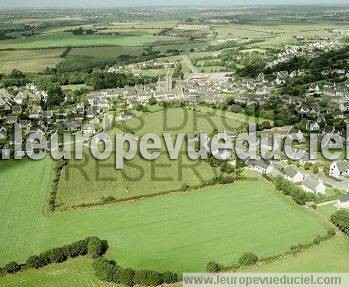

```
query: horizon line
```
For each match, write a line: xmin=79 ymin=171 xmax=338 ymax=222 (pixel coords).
xmin=1 ymin=3 xmax=349 ymax=11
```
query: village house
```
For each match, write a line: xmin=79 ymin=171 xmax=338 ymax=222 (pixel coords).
xmin=329 ymin=161 xmax=349 ymax=180
xmin=245 ymin=158 xmax=274 ymax=174
xmin=336 ymin=194 xmax=349 ymax=209
xmin=42 ymin=110 xmax=53 ymax=119
xmin=82 ymin=124 xmax=96 ymax=134
xmin=12 ymin=104 xmax=22 ymax=114
xmin=5 ymin=115 xmax=18 ymax=125
xmin=116 ymin=112 xmax=134 ymax=121
xmin=283 ymin=166 xmax=304 ymax=183
xmin=0 ymin=127 xmax=7 ymax=140
xmin=14 ymin=92 xmax=27 ymax=104
xmin=29 ymin=106 xmax=42 ymax=119
xmin=306 ymin=121 xmax=320 ymax=132
xmin=301 ymin=175 xmax=326 ymax=195
xmin=64 ymin=121 xmax=80 ymax=132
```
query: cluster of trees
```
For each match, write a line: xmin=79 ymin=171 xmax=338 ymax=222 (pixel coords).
xmin=88 ymin=71 xmax=156 ymax=90
xmin=173 ymin=63 xmax=184 ymax=79
xmin=46 ymin=84 xmax=64 ymax=108
xmin=266 ymin=46 xmax=349 ymax=74
xmin=92 ymin=257 xmax=179 ymax=286
xmin=0 ymin=69 xmax=29 ymax=87
xmin=331 ymin=210 xmax=349 ymax=235
xmin=272 ymin=176 xmax=316 ymax=205
xmin=0 ymin=237 xmax=105 ymax=275
xmin=71 ymin=27 xmax=95 ymax=35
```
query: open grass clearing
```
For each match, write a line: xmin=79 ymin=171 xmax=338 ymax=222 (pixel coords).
xmin=0 ymin=257 xmax=102 ymax=287
xmin=246 ymin=236 xmax=349 ymax=272
xmin=0 ymin=158 xmax=329 ymax=273
xmin=0 ymin=48 xmax=64 ymax=73
xmin=0 ymin=32 xmax=158 ymax=49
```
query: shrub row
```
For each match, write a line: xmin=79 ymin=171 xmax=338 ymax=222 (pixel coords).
xmin=270 ymin=176 xmax=316 ymax=205
xmin=0 ymin=237 xmax=105 ymax=275
xmin=206 ymin=252 xmax=259 ymax=273
xmin=92 ymin=257 xmax=179 ymax=286
xmin=71 ymin=173 xmax=242 ymax=211
xmin=331 ymin=210 xmax=349 ymax=235
xmin=49 ymin=159 xmax=68 ymax=212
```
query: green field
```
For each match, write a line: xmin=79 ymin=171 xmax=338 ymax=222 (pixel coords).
xmin=0 ymin=258 xmax=103 ymax=287
xmin=247 ymin=236 xmax=349 ymax=272
xmin=0 ymin=32 xmax=159 ymax=49
xmin=55 ymin=108 xmax=245 ymax=208
xmin=0 ymin=48 xmax=64 ymax=73
xmin=0 ymin=156 xmax=329 ymax=273
xmin=68 ymin=46 xmax=146 ymax=59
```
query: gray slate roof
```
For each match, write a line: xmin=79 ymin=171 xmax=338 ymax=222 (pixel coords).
xmin=246 ymin=158 xmax=271 ymax=170
xmin=303 ymin=175 xmax=320 ymax=191
xmin=336 ymin=161 xmax=349 ymax=173
xmin=283 ymin=166 xmax=299 ymax=178
xmin=339 ymin=193 xmax=349 ymax=203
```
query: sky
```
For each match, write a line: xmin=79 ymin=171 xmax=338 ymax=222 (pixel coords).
xmin=1 ymin=0 xmax=348 ymax=9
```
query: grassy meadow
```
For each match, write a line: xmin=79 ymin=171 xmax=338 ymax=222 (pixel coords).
xmin=0 ymin=257 xmax=103 ymax=287
xmin=0 ymin=32 xmax=159 ymax=50
xmin=247 ymin=236 xmax=349 ymax=272
xmin=68 ymin=46 xmax=146 ymax=59
xmin=0 ymin=157 xmax=330 ymax=273
xmin=0 ymin=48 xmax=64 ymax=73
xmin=2 ymin=235 xmax=349 ymax=287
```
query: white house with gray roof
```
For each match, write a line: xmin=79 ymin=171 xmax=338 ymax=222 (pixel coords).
xmin=336 ymin=194 xmax=349 ymax=209
xmin=283 ymin=166 xmax=304 ymax=183
xmin=301 ymin=175 xmax=326 ymax=195
xmin=245 ymin=159 xmax=274 ymax=174
xmin=330 ymin=161 xmax=349 ymax=180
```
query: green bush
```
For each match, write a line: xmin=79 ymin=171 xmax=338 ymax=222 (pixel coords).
xmin=87 ymin=237 xmax=104 ymax=259
xmin=331 ymin=210 xmax=349 ymax=235
xmin=117 ymin=268 xmax=135 ymax=286
xmin=133 ymin=270 xmax=163 ymax=286
xmin=92 ymin=257 xmax=119 ymax=282
xmin=238 ymin=252 xmax=258 ymax=266
xmin=181 ymin=183 xmax=190 ymax=191
xmin=26 ymin=255 xmax=41 ymax=269
xmin=162 ymin=271 xmax=178 ymax=284
xmin=328 ymin=228 xmax=336 ymax=236
xmin=4 ymin=261 xmax=20 ymax=273
xmin=206 ymin=261 xmax=221 ymax=272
